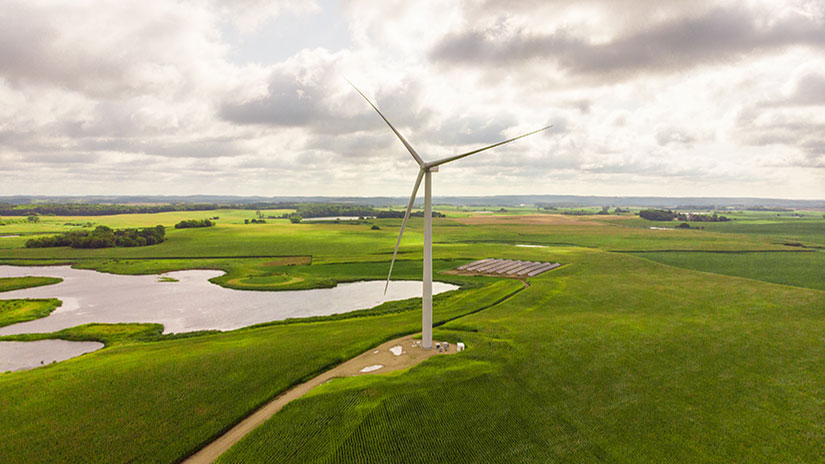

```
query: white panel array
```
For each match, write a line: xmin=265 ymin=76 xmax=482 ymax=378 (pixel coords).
xmin=454 ymin=259 xmax=560 ymax=277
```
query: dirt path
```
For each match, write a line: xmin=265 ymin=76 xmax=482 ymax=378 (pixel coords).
xmin=183 ymin=334 xmax=458 ymax=464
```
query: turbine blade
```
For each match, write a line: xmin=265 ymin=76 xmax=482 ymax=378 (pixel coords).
xmin=347 ymin=79 xmax=424 ymax=167
xmin=385 ymin=168 xmax=425 ymax=295
xmin=425 ymin=125 xmax=553 ymax=169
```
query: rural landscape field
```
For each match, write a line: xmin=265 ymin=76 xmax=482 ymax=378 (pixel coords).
xmin=1 ymin=203 xmax=823 ymax=463
xmin=3 ymin=0 xmax=825 ymax=462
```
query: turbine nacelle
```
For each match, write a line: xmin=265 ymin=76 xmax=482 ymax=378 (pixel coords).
xmin=349 ymin=79 xmax=551 ymax=349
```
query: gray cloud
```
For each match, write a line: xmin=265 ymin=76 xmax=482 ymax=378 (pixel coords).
xmin=736 ymin=107 xmax=825 ymax=168
xmin=220 ymin=57 xmax=432 ymax=136
xmin=0 ymin=1 xmax=224 ymax=99
xmin=430 ymin=6 xmax=825 ymax=78
xmin=763 ymin=73 xmax=825 ymax=107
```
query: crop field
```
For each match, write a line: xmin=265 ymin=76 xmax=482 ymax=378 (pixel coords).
xmin=630 ymin=250 xmax=825 ymax=291
xmin=0 ymin=209 xmax=823 ymax=463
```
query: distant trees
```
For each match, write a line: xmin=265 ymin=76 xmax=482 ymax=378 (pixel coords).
xmin=687 ymin=212 xmax=730 ymax=223
xmin=639 ymin=209 xmax=676 ymax=221
xmin=289 ymin=216 xmax=302 ymax=224
xmin=26 ymin=215 xmax=40 ymax=223
xmin=25 ymin=225 xmax=165 ymax=249
xmin=2 ymin=203 xmax=227 ymax=216
xmin=244 ymin=219 xmax=266 ymax=224
xmin=174 ymin=219 xmax=214 ymax=229
xmin=0 ymin=202 xmax=305 ymax=217
xmin=639 ymin=209 xmax=730 ymax=222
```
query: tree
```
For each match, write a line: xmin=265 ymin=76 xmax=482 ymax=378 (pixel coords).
xmin=639 ymin=209 xmax=675 ymax=221
xmin=289 ymin=216 xmax=302 ymax=224
xmin=26 ymin=215 xmax=40 ymax=223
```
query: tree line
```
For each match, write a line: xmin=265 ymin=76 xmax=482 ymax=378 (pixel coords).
xmin=2 ymin=201 xmax=449 ymax=220
xmin=0 ymin=202 xmax=301 ymax=217
xmin=174 ymin=219 xmax=214 ymax=229
xmin=639 ymin=209 xmax=730 ymax=222
xmin=25 ymin=225 xmax=165 ymax=248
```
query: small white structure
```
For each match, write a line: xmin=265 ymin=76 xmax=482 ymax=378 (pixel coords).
xmin=360 ymin=364 xmax=383 ymax=373
xmin=456 ymin=342 xmax=465 ymax=352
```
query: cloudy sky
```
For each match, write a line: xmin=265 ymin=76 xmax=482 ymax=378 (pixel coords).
xmin=1 ymin=0 xmax=824 ymax=199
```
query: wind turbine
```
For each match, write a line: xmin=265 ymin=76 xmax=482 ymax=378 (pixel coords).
xmin=349 ymin=81 xmax=551 ymax=349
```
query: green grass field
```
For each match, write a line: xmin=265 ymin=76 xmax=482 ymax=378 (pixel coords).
xmin=0 ymin=276 xmax=62 ymax=293
xmin=631 ymin=251 xmax=825 ymax=291
xmin=0 ymin=299 xmax=62 ymax=328
xmin=0 ymin=209 xmax=823 ymax=463
xmin=219 ymin=250 xmax=825 ymax=463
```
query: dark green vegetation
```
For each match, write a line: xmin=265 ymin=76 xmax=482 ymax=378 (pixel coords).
xmin=1 ymin=202 xmax=230 ymax=216
xmin=0 ymin=299 xmax=62 ymax=328
xmin=25 ymin=225 xmax=165 ymax=248
xmin=175 ymin=219 xmax=214 ymax=229
xmin=0 ymin=207 xmax=823 ymax=463
xmin=639 ymin=208 xmax=730 ymax=222
xmin=0 ymin=201 xmax=297 ymax=216
xmin=0 ymin=276 xmax=62 ymax=293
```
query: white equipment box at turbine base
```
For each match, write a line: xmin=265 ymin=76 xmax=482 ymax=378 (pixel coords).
xmin=456 ymin=342 xmax=465 ymax=352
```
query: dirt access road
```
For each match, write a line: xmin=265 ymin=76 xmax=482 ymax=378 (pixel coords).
xmin=184 ymin=334 xmax=459 ymax=464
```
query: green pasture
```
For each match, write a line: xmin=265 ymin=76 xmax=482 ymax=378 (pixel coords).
xmin=219 ymin=249 xmax=825 ymax=463
xmin=631 ymin=250 xmax=825 ymax=291
xmin=0 ymin=207 xmax=823 ymax=463
xmin=0 ymin=210 xmax=799 ymax=264
xmin=0 ymin=299 xmax=62 ymax=328
xmin=600 ymin=211 xmax=824 ymax=247
xmin=0 ymin=272 xmax=521 ymax=463
xmin=0 ymin=276 xmax=62 ymax=293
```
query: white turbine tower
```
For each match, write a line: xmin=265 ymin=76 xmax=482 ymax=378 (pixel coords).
xmin=349 ymin=81 xmax=551 ymax=349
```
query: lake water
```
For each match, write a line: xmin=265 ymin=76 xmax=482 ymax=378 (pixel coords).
xmin=0 ymin=265 xmax=457 ymax=372
xmin=0 ymin=340 xmax=103 ymax=373
xmin=0 ymin=265 xmax=457 ymax=335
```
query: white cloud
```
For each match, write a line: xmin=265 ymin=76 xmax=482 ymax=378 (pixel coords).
xmin=0 ymin=0 xmax=823 ymax=199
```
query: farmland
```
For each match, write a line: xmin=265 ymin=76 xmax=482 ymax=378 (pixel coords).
xmin=0 ymin=208 xmax=823 ymax=463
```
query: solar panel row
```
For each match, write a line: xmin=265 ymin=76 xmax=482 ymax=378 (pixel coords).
xmin=455 ymin=259 xmax=560 ymax=277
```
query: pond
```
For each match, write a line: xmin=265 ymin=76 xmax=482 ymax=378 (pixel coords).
xmin=0 ymin=340 xmax=103 ymax=373
xmin=0 ymin=265 xmax=457 ymax=335
xmin=0 ymin=265 xmax=458 ymax=372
